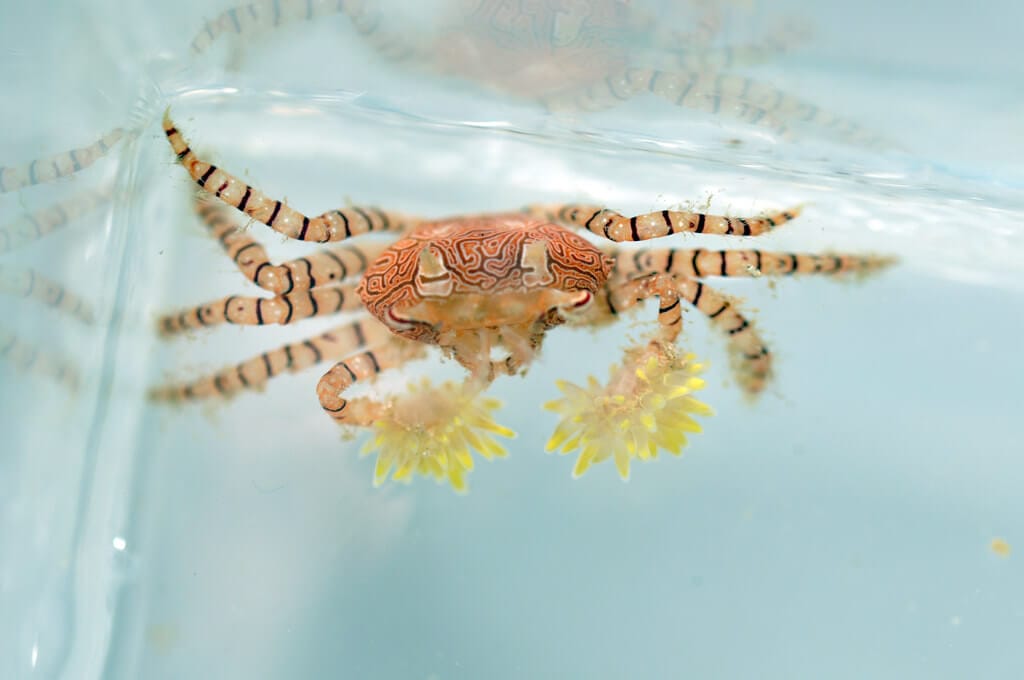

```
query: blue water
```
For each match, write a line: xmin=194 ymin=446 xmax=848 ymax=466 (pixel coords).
xmin=2 ymin=2 xmax=1022 ymax=678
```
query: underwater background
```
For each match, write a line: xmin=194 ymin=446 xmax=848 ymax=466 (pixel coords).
xmin=1 ymin=1 xmax=1022 ymax=678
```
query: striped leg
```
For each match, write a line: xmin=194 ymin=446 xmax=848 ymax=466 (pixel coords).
xmin=673 ymin=276 xmax=772 ymax=394
xmin=193 ymin=198 xmax=393 ymax=294
xmin=0 ymin=186 xmax=110 ymax=255
xmin=163 ymin=112 xmax=415 ymax=243
xmin=149 ymin=317 xmax=392 ymax=401
xmin=158 ymin=281 xmax=364 ymax=335
xmin=0 ymin=129 xmax=123 ymax=193
xmin=0 ymin=266 xmax=94 ymax=324
xmin=316 ymin=336 xmax=427 ymax=427
xmin=605 ymin=273 xmax=685 ymax=346
xmin=527 ymin=201 xmax=801 ymax=243
xmin=614 ymin=248 xmax=897 ymax=281
xmin=597 ymin=272 xmax=772 ymax=394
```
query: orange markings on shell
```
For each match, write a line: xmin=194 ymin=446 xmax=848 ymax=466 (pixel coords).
xmin=358 ymin=214 xmax=611 ymax=322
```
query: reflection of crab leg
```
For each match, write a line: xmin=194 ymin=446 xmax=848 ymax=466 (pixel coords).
xmin=0 ymin=129 xmax=123 ymax=193
xmin=190 ymin=0 xmax=347 ymax=53
xmin=528 ymin=201 xmax=801 ymax=241
xmin=190 ymin=0 xmax=394 ymax=56
xmin=0 ymin=186 xmax=110 ymax=255
xmin=0 ymin=266 xmax=94 ymax=324
xmin=150 ymin=317 xmax=393 ymax=401
xmin=164 ymin=114 xmax=416 ymax=243
xmin=0 ymin=326 xmax=80 ymax=391
xmin=554 ymin=67 xmax=876 ymax=142
xmin=657 ymin=17 xmax=811 ymax=72
xmin=191 ymin=199 xmax=394 ymax=294
xmin=545 ymin=69 xmax=789 ymax=135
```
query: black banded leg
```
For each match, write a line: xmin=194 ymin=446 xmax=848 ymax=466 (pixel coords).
xmin=614 ymin=248 xmax=897 ymax=280
xmin=605 ymin=273 xmax=685 ymax=347
xmin=316 ymin=337 xmax=426 ymax=427
xmin=164 ymin=112 xmax=416 ymax=243
xmin=195 ymin=197 xmax=392 ymax=294
xmin=158 ymin=282 xmax=364 ymax=335
xmin=526 ymin=201 xmax=801 ymax=243
xmin=149 ymin=317 xmax=392 ymax=401
xmin=674 ymin=277 xmax=773 ymax=394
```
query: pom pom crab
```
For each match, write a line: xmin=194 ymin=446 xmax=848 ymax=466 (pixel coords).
xmin=154 ymin=112 xmax=893 ymax=490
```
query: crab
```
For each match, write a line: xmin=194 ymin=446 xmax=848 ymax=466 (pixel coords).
xmin=153 ymin=111 xmax=893 ymax=490
xmin=188 ymin=0 xmax=876 ymax=144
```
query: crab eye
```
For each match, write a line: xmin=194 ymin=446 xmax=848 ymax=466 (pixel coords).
xmin=571 ymin=291 xmax=592 ymax=308
xmin=556 ymin=290 xmax=593 ymax=318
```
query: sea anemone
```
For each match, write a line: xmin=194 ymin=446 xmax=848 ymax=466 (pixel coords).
xmin=362 ymin=378 xmax=515 ymax=492
xmin=544 ymin=345 xmax=713 ymax=480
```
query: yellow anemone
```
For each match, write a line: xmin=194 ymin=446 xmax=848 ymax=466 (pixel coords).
xmin=544 ymin=345 xmax=713 ymax=480
xmin=362 ymin=378 xmax=515 ymax=492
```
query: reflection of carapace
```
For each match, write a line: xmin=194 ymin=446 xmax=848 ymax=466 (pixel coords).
xmin=153 ymin=113 xmax=895 ymax=490
xmin=190 ymin=0 xmax=880 ymax=144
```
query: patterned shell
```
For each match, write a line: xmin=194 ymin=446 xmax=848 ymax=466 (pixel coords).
xmin=358 ymin=214 xmax=612 ymax=319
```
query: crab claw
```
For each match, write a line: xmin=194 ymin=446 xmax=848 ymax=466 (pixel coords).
xmin=543 ymin=344 xmax=713 ymax=480
xmin=362 ymin=378 xmax=515 ymax=492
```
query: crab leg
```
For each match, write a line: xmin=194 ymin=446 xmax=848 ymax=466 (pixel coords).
xmin=191 ymin=198 xmax=392 ymax=294
xmin=163 ymin=113 xmax=416 ymax=243
xmin=0 ymin=186 xmax=110 ymax=255
xmin=528 ymin=201 xmax=801 ymax=242
xmin=673 ymin=277 xmax=772 ymax=394
xmin=317 ymin=337 xmax=426 ymax=427
xmin=150 ymin=317 xmax=391 ymax=401
xmin=0 ymin=129 xmax=123 ymax=193
xmin=615 ymin=248 xmax=896 ymax=280
xmin=600 ymin=273 xmax=772 ymax=394
xmin=158 ymin=281 xmax=364 ymax=335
